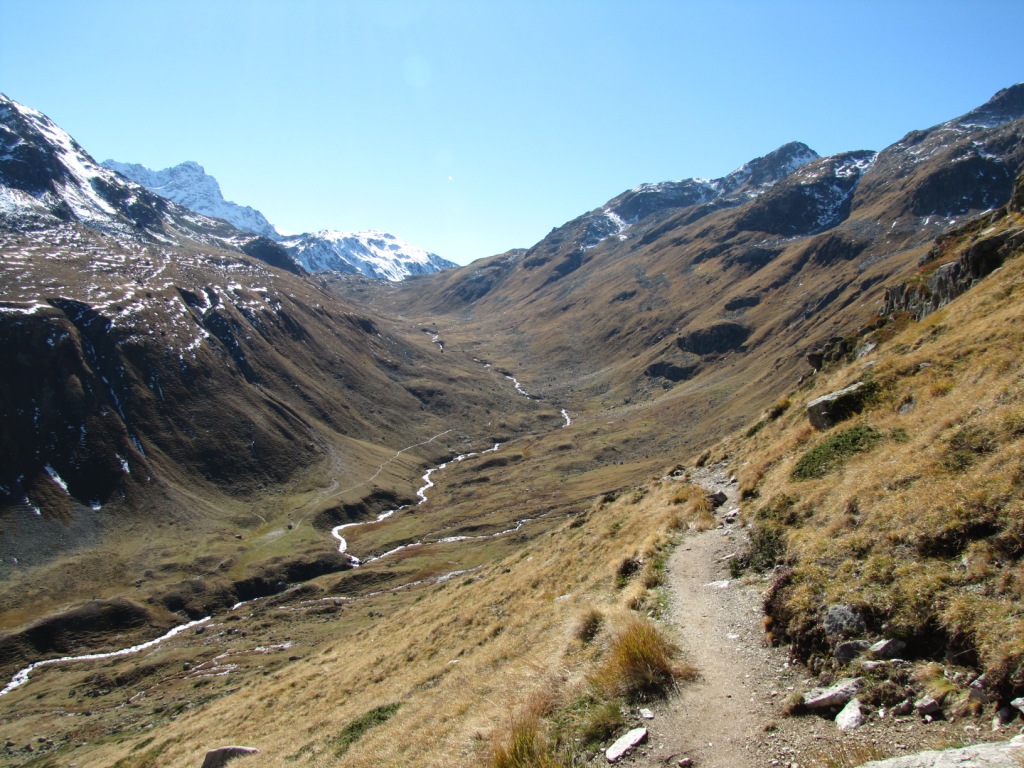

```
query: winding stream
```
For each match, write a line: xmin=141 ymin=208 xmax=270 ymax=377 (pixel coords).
xmin=331 ymin=442 xmax=500 ymax=565
xmin=2 ymin=359 xmax=573 ymax=698
xmin=1 ymin=617 xmax=211 ymax=698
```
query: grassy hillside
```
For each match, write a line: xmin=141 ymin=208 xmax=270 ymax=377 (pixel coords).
xmin=724 ymin=181 xmax=1024 ymax=705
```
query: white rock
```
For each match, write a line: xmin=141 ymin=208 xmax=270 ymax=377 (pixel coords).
xmin=836 ymin=697 xmax=865 ymax=730
xmin=606 ymin=727 xmax=648 ymax=762
xmin=803 ymin=677 xmax=864 ymax=710
xmin=639 ymin=708 xmax=654 ymax=719
xmin=855 ymin=735 xmax=1024 ymax=767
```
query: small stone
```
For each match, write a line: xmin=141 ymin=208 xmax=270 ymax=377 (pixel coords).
xmin=969 ymin=673 xmax=998 ymax=704
xmin=834 ymin=640 xmax=870 ymax=663
xmin=803 ymin=678 xmax=864 ymax=710
xmin=1011 ymin=696 xmax=1024 ymax=713
xmin=860 ymin=660 xmax=890 ymax=671
xmin=639 ymin=708 xmax=654 ymax=719
xmin=892 ymin=699 xmax=913 ymax=716
xmin=996 ymin=706 xmax=1016 ymax=725
xmin=868 ymin=638 xmax=907 ymax=659
xmin=835 ymin=698 xmax=864 ymax=731
xmin=677 ymin=759 xmax=694 ymax=768
xmin=606 ymin=728 xmax=647 ymax=763
xmin=707 ymin=490 xmax=728 ymax=508
xmin=915 ymin=695 xmax=942 ymax=716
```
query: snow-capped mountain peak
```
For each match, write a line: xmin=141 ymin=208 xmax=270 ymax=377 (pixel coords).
xmin=102 ymin=159 xmax=278 ymax=238
xmin=278 ymin=229 xmax=457 ymax=282
xmin=102 ymin=158 xmax=457 ymax=281
xmin=0 ymin=93 xmax=168 ymax=233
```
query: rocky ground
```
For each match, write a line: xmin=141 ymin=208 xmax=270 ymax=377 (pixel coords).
xmin=598 ymin=463 xmax=1024 ymax=768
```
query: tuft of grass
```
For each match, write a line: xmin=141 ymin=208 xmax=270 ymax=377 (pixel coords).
xmin=791 ymin=424 xmax=882 ymax=480
xmin=577 ymin=698 xmax=626 ymax=746
xmin=490 ymin=689 xmax=564 ymax=768
xmin=614 ymin=555 xmax=641 ymax=588
xmin=332 ymin=702 xmax=402 ymax=756
xmin=574 ymin=606 xmax=604 ymax=644
xmin=944 ymin=424 xmax=997 ymax=471
xmin=780 ymin=691 xmax=804 ymax=716
xmin=591 ymin=615 xmax=694 ymax=701
xmin=803 ymin=742 xmax=892 ymax=768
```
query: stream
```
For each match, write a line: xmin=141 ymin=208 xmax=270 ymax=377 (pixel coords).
xmin=1 ymin=360 xmax=571 ymax=698
xmin=330 ymin=442 xmax=500 ymax=565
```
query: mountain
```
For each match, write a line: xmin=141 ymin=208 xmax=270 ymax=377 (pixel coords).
xmin=278 ymin=229 xmax=457 ymax=281
xmin=102 ymin=158 xmax=459 ymax=281
xmin=2 ymin=85 xmax=1024 ymax=768
xmin=0 ymin=91 xmax=552 ymax=615
xmin=101 ymin=159 xmax=278 ymax=238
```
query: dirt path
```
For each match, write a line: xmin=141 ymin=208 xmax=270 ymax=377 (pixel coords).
xmin=624 ymin=464 xmax=812 ymax=768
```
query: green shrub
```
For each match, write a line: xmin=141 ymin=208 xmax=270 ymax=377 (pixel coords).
xmin=333 ymin=702 xmax=401 ymax=756
xmin=792 ymin=425 xmax=882 ymax=480
xmin=944 ymin=424 xmax=997 ymax=471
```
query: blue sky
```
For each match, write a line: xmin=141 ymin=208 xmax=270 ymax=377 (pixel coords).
xmin=2 ymin=1 xmax=1022 ymax=264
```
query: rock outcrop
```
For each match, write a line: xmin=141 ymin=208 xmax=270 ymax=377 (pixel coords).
xmin=854 ymin=736 xmax=1024 ymax=768
xmin=200 ymin=746 xmax=259 ymax=768
xmin=806 ymin=384 xmax=871 ymax=430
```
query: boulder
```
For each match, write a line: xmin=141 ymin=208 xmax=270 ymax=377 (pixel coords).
xmin=201 ymin=746 xmax=259 ymax=768
xmin=806 ymin=382 xmax=869 ymax=430
xmin=868 ymin=638 xmax=907 ymax=659
xmin=823 ymin=604 xmax=867 ymax=639
xmin=835 ymin=640 xmax=871 ymax=663
xmin=803 ymin=677 xmax=864 ymax=710
xmin=836 ymin=698 xmax=865 ymax=731
xmin=854 ymin=735 xmax=1024 ymax=768
xmin=606 ymin=727 xmax=648 ymax=763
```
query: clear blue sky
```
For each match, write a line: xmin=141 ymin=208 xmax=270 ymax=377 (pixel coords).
xmin=2 ymin=1 xmax=1022 ymax=264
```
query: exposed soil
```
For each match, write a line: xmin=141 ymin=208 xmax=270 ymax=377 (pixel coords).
xmin=610 ymin=463 xmax=1020 ymax=768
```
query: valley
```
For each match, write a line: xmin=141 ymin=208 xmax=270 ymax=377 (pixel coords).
xmin=1 ymin=85 xmax=1024 ymax=767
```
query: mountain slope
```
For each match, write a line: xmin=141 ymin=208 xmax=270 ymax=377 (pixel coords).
xmin=0 ymin=93 xmax=553 ymax=624
xmin=1 ymin=84 xmax=1024 ymax=768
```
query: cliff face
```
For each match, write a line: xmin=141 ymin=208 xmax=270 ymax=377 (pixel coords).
xmin=882 ymin=175 xmax=1024 ymax=319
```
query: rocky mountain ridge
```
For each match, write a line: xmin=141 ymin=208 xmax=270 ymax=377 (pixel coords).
xmin=102 ymin=157 xmax=458 ymax=281
xmin=101 ymin=159 xmax=278 ymax=238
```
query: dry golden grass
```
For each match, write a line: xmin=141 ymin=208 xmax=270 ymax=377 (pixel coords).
xmin=725 ymin=220 xmax=1024 ymax=684
xmin=589 ymin=614 xmax=695 ymax=700
xmin=53 ymin=473 xmax=702 ymax=768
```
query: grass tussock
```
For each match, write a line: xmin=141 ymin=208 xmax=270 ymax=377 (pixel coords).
xmin=574 ymin=606 xmax=605 ymax=644
xmin=591 ymin=614 xmax=694 ymax=700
